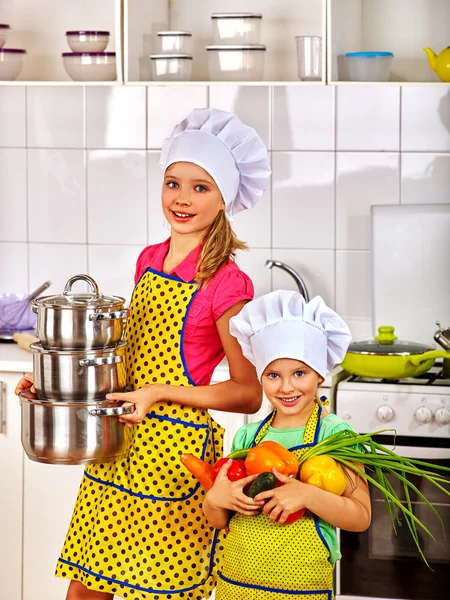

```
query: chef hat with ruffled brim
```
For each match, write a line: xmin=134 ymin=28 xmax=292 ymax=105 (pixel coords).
xmin=159 ymin=108 xmax=271 ymax=217
xmin=229 ymin=290 xmax=352 ymax=380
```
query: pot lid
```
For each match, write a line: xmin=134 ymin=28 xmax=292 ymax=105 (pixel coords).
xmin=347 ymin=326 xmax=434 ymax=356
xmin=32 ymin=274 xmax=124 ymax=309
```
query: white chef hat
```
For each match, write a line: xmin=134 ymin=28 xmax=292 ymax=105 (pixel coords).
xmin=160 ymin=107 xmax=271 ymax=217
xmin=229 ymin=290 xmax=352 ymax=380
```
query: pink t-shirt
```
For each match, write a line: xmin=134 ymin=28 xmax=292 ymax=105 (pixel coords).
xmin=134 ymin=238 xmax=254 ymax=386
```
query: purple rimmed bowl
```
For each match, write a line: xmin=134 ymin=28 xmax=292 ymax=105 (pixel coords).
xmin=65 ymin=30 xmax=110 ymax=53
xmin=62 ymin=51 xmax=116 ymax=81
xmin=0 ymin=48 xmax=26 ymax=81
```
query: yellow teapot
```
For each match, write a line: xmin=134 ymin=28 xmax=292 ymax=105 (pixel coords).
xmin=423 ymin=46 xmax=450 ymax=82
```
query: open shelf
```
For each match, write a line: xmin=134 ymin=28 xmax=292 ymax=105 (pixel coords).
xmin=124 ymin=0 xmax=326 ymax=84
xmin=0 ymin=0 xmax=122 ymax=84
xmin=328 ymin=0 xmax=450 ymax=84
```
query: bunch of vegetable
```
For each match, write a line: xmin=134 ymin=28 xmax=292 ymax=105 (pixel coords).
xmin=181 ymin=429 xmax=450 ymax=565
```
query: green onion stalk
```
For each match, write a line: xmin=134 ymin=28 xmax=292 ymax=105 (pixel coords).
xmin=299 ymin=429 xmax=450 ymax=568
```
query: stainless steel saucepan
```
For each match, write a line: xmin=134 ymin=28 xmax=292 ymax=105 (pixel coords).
xmin=30 ymin=340 xmax=127 ymax=401
xmin=31 ymin=274 xmax=129 ymax=350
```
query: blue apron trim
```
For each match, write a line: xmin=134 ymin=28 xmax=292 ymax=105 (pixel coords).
xmin=313 ymin=404 xmax=323 ymax=444
xmin=143 ymin=412 xmax=209 ymax=429
xmin=251 ymin=412 xmax=274 ymax=447
xmin=142 ymin=266 xmax=196 ymax=284
xmin=314 ymin=514 xmax=331 ymax=554
xmin=218 ymin=572 xmax=332 ymax=598
xmin=58 ymin=528 xmax=220 ymax=595
xmin=83 ymin=427 xmax=210 ymax=501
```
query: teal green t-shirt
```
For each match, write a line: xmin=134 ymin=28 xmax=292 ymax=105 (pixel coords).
xmin=230 ymin=413 xmax=358 ymax=566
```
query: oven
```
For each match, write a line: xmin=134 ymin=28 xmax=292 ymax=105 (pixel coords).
xmin=334 ymin=371 xmax=450 ymax=600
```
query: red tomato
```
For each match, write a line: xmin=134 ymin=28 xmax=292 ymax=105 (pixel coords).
xmin=211 ymin=458 xmax=246 ymax=483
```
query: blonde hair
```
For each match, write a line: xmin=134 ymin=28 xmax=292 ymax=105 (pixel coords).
xmin=196 ymin=209 xmax=247 ymax=286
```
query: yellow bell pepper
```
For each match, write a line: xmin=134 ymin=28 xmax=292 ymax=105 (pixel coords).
xmin=300 ymin=455 xmax=347 ymax=496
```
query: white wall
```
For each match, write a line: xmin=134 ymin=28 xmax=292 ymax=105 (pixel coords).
xmin=0 ymin=84 xmax=449 ymax=339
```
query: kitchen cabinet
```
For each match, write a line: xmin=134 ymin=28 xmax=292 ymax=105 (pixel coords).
xmin=0 ymin=0 xmax=122 ymax=84
xmin=328 ymin=0 xmax=450 ymax=84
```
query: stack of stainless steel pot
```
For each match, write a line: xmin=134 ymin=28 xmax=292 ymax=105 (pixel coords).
xmin=20 ymin=274 xmax=133 ymax=465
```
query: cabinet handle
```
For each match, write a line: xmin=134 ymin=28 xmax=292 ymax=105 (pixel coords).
xmin=0 ymin=381 xmax=5 ymax=435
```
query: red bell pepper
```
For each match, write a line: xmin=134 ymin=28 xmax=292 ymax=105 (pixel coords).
xmin=211 ymin=457 xmax=246 ymax=483
xmin=274 ymin=478 xmax=306 ymax=524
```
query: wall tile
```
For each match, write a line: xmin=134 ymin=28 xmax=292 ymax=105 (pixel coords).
xmin=87 ymin=87 xmax=146 ymax=150
xmin=209 ymin=85 xmax=270 ymax=148
xmin=272 ymin=152 xmax=334 ymax=249
xmin=336 ymin=86 xmax=400 ymax=151
xmin=27 ymin=87 xmax=84 ymax=148
xmin=273 ymin=86 xmax=334 ymax=151
xmin=0 ymin=242 xmax=28 ymax=293
xmin=148 ymin=151 xmax=169 ymax=245
xmin=29 ymin=244 xmax=88 ymax=297
xmin=28 ymin=149 xmax=86 ymax=244
xmin=0 ymin=149 xmax=27 ymax=242
xmin=336 ymin=250 xmax=372 ymax=320
xmin=0 ymin=87 xmax=26 ymax=147
xmin=88 ymin=244 xmax=142 ymax=304
xmin=336 ymin=152 xmax=400 ymax=250
xmin=269 ymin=248 xmax=335 ymax=308
xmin=401 ymin=153 xmax=450 ymax=204
xmin=235 ymin=249 xmax=272 ymax=299
xmin=401 ymin=87 xmax=450 ymax=152
xmin=87 ymin=150 xmax=147 ymax=245
xmin=232 ymin=187 xmax=271 ymax=249
xmin=147 ymin=86 xmax=208 ymax=148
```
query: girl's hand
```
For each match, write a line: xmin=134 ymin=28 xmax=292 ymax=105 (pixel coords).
xmin=106 ymin=385 xmax=164 ymax=426
xmin=255 ymin=469 xmax=311 ymax=524
xmin=205 ymin=459 xmax=263 ymax=516
xmin=15 ymin=373 xmax=36 ymax=396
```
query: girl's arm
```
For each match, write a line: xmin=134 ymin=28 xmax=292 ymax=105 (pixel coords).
xmin=258 ymin=464 xmax=371 ymax=532
xmin=108 ymin=301 xmax=262 ymax=424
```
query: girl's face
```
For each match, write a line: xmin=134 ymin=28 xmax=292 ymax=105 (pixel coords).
xmin=261 ymin=358 xmax=324 ymax=422
xmin=162 ymin=162 xmax=224 ymax=237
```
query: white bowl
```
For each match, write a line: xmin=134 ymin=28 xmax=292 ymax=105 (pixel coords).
xmin=66 ymin=30 xmax=110 ymax=53
xmin=62 ymin=52 xmax=116 ymax=81
xmin=0 ymin=24 xmax=11 ymax=49
xmin=211 ymin=13 xmax=262 ymax=45
xmin=157 ymin=31 xmax=192 ymax=54
xmin=346 ymin=52 xmax=394 ymax=82
xmin=206 ymin=45 xmax=266 ymax=81
xmin=150 ymin=54 xmax=193 ymax=81
xmin=0 ymin=49 xmax=26 ymax=81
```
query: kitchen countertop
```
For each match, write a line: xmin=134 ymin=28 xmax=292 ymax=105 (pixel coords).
xmin=0 ymin=342 xmax=337 ymax=386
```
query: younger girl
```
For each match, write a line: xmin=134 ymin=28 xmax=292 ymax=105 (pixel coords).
xmin=203 ymin=290 xmax=372 ymax=600
xmin=16 ymin=108 xmax=271 ymax=600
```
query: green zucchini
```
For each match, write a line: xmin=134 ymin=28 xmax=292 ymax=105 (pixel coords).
xmin=245 ymin=472 xmax=277 ymax=498
xmin=226 ymin=448 xmax=249 ymax=460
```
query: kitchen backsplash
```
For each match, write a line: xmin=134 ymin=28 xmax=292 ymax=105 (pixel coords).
xmin=0 ymin=84 xmax=449 ymax=339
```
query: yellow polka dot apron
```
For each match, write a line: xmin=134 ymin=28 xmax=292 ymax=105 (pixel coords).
xmin=56 ymin=268 xmax=225 ymax=600
xmin=216 ymin=403 xmax=334 ymax=600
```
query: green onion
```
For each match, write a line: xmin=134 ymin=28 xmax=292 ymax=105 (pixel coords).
xmin=300 ymin=429 xmax=450 ymax=567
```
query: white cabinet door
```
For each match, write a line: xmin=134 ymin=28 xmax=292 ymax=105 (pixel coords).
xmin=0 ymin=372 xmax=24 ymax=600
xmin=23 ymin=456 xmax=84 ymax=600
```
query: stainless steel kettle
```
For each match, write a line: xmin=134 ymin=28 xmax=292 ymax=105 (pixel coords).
xmin=434 ymin=322 xmax=450 ymax=377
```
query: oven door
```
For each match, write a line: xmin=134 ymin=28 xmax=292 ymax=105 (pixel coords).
xmin=336 ymin=437 xmax=450 ymax=600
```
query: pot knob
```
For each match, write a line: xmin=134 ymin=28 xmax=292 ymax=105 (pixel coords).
xmin=414 ymin=406 xmax=433 ymax=425
xmin=376 ymin=405 xmax=394 ymax=422
xmin=434 ymin=407 xmax=450 ymax=426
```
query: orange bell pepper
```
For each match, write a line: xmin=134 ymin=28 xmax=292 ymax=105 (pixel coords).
xmin=180 ymin=453 xmax=214 ymax=490
xmin=244 ymin=440 xmax=299 ymax=476
xmin=300 ymin=455 xmax=347 ymax=496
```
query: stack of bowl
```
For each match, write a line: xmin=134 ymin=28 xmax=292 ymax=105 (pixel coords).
xmin=62 ymin=30 xmax=116 ymax=81
xmin=20 ymin=274 xmax=132 ymax=465
xmin=150 ymin=30 xmax=193 ymax=81
xmin=206 ymin=13 xmax=266 ymax=81
xmin=0 ymin=24 xmax=26 ymax=81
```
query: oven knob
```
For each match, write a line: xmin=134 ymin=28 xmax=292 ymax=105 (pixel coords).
xmin=414 ymin=406 xmax=433 ymax=424
xmin=434 ymin=407 xmax=450 ymax=426
xmin=376 ymin=405 xmax=394 ymax=422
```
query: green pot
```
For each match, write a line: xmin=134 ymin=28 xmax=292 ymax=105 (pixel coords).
xmin=341 ymin=326 xmax=450 ymax=379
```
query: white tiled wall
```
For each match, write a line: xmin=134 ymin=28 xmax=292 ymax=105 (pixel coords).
xmin=1 ymin=84 xmax=449 ymax=338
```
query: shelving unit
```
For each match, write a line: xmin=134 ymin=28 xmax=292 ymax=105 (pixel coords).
xmin=124 ymin=0 xmax=326 ymax=84
xmin=327 ymin=0 xmax=450 ymax=84
xmin=0 ymin=0 xmax=122 ymax=85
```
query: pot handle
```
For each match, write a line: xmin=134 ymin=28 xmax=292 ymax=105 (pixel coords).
xmin=89 ymin=404 xmax=134 ymax=417
xmin=89 ymin=309 xmax=129 ymax=321
xmin=64 ymin=274 xmax=100 ymax=297
xmin=78 ymin=356 xmax=123 ymax=367
xmin=409 ymin=350 xmax=450 ymax=366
